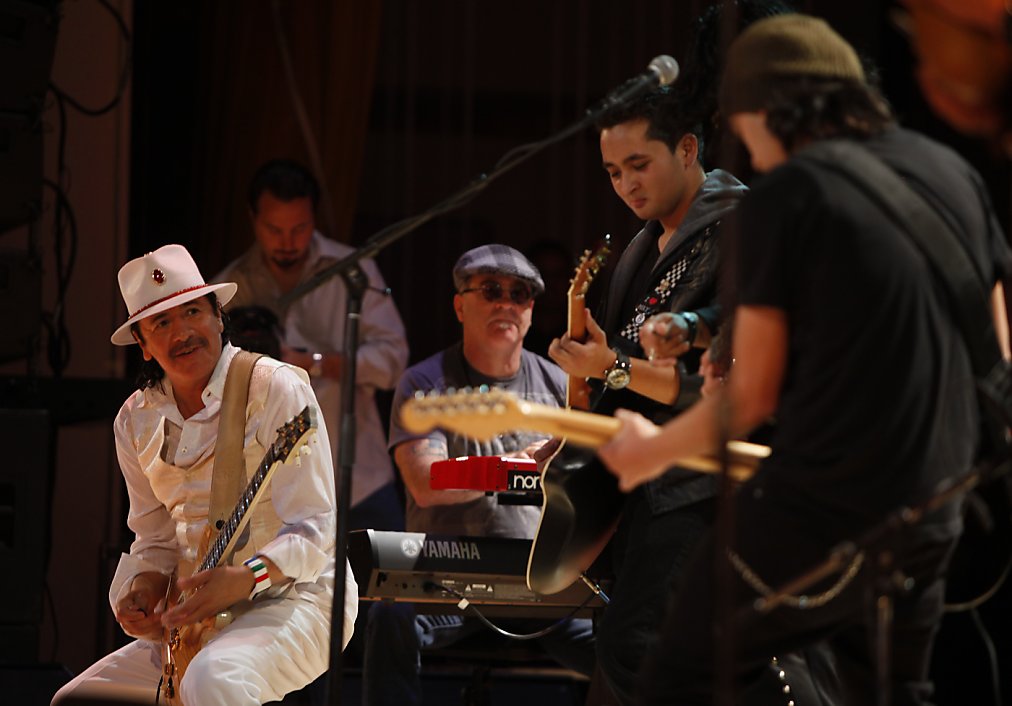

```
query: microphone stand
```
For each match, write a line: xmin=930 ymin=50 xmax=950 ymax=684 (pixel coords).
xmin=713 ymin=390 xmax=737 ymax=706
xmin=712 ymin=7 xmax=742 ymax=703
xmin=277 ymin=75 xmax=673 ymax=706
xmin=741 ymin=456 xmax=1010 ymax=706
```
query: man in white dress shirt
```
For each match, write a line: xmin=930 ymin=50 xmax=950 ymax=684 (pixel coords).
xmin=215 ymin=159 xmax=409 ymax=534
xmin=53 ymin=244 xmax=357 ymax=705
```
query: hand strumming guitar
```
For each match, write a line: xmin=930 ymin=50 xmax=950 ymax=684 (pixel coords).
xmin=598 ymin=408 xmax=668 ymax=492
xmin=160 ymin=557 xmax=288 ymax=630
xmin=114 ymin=571 xmax=170 ymax=640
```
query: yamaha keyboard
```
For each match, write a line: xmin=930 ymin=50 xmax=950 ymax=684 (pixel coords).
xmin=348 ymin=529 xmax=607 ymax=618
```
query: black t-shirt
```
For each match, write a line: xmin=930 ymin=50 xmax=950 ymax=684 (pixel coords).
xmin=735 ymin=128 xmax=1010 ymax=538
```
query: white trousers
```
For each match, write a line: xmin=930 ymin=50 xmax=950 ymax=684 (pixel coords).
xmin=52 ymin=593 xmax=349 ymax=706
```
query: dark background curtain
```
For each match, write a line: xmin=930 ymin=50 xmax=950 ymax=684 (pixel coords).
xmin=130 ymin=0 xmax=383 ymax=267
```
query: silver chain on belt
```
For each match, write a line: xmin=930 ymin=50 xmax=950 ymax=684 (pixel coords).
xmin=727 ymin=548 xmax=866 ymax=609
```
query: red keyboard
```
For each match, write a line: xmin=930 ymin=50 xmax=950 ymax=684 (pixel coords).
xmin=430 ymin=455 xmax=541 ymax=492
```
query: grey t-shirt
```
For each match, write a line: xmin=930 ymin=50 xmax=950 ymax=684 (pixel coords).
xmin=388 ymin=343 xmax=567 ymax=537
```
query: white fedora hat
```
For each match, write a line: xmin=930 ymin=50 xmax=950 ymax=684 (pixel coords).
xmin=111 ymin=244 xmax=238 ymax=346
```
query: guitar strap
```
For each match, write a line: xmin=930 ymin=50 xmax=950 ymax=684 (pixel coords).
xmin=616 ymin=223 xmax=716 ymax=344
xmin=209 ymin=350 xmax=265 ymax=542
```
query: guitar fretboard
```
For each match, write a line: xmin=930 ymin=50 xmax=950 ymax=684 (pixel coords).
xmin=196 ymin=404 xmax=314 ymax=573
xmin=200 ymin=445 xmax=279 ymax=572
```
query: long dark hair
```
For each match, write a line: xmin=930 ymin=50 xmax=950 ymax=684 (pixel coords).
xmin=763 ymin=77 xmax=895 ymax=152
xmin=130 ymin=293 xmax=231 ymax=390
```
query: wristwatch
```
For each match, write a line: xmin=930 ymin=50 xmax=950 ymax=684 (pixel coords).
xmin=603 ymin=349 xmax=632 ymax=390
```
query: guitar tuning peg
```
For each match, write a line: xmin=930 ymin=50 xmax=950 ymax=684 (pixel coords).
xmin=294 ymin=454 xmax=302 ymax=467
xmin=300 ymin=444 xmax=312 ymax=457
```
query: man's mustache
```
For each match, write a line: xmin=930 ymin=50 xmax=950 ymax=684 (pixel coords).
xmin=170 ymin=337 xmax=207 ymax=357
xmin=490 ymin=314 xmax=521 ymax=326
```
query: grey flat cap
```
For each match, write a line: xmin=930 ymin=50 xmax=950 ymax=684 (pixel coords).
xmin=452 ymin=244 xmax=545 ymax=296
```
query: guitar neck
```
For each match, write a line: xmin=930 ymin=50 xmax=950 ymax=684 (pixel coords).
xmin=523 ymin=403 xmax=768 ymax=481
xmin=526 ymin=403 xmax=619 ymax=447
xmin=565 ymin=296 xmax=591 ymax=410
xmin=402 ymin=391 xmax=769 ymax=482
xmin=199 ymin=448 xmax=278 ymax=573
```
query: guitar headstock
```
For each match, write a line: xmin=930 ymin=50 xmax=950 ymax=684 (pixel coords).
xmin=272 ymin=405 xmax=318 ymax=467
xmin=401 ymin=388 xmax=530 ymax=441
xmin=568 ymin=234 xmax=612 ymax=298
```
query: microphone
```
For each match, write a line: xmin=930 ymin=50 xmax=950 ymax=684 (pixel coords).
xmin=602 ymin=55 xmax=680 ymax=108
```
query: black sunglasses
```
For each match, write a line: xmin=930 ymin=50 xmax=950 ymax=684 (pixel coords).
xmin=459 ymin=280 xmax=534 ymax=305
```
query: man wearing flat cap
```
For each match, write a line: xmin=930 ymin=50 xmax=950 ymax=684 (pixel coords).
xmin=53 ymin=244 xmax=358 ymax=705
xmin=599 ymin=14 xmax=1011 ymax=705
xmin=361 ymin=244 xmax=595 ymax=704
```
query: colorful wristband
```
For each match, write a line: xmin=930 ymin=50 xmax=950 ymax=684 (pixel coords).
xmin=244 ymin=556 xmax=271 ymax=600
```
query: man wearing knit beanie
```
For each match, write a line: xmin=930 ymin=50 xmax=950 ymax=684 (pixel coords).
xmin=598 ymin=13 xmax=1011 ymax=706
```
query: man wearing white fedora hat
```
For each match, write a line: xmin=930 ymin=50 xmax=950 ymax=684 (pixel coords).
xmin=53 ymin=244 xmax=358 ymax=705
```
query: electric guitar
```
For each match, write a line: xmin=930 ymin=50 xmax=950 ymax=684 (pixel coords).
xmin=400 ymin=389 xmax=769 ymax=595
xmin=159 ymin=406 xmax=318 ymax=705
xmin=566 ymin=236 xmax=611 ymax=410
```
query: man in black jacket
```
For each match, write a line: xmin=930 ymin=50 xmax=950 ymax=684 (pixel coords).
xmin=549 ymin=86 xmax=748 ymax=704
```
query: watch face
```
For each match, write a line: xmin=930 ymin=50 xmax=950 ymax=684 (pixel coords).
xmin=606 ymin=368 xmax=631 ymax=389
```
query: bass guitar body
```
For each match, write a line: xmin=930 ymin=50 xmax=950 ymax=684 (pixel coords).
xmin=528 ymin=446 xmax=624 ymax=595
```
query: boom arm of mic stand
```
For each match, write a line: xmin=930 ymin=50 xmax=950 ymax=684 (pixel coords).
xmin=279 ymin=98 xmax=629 ymax=308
